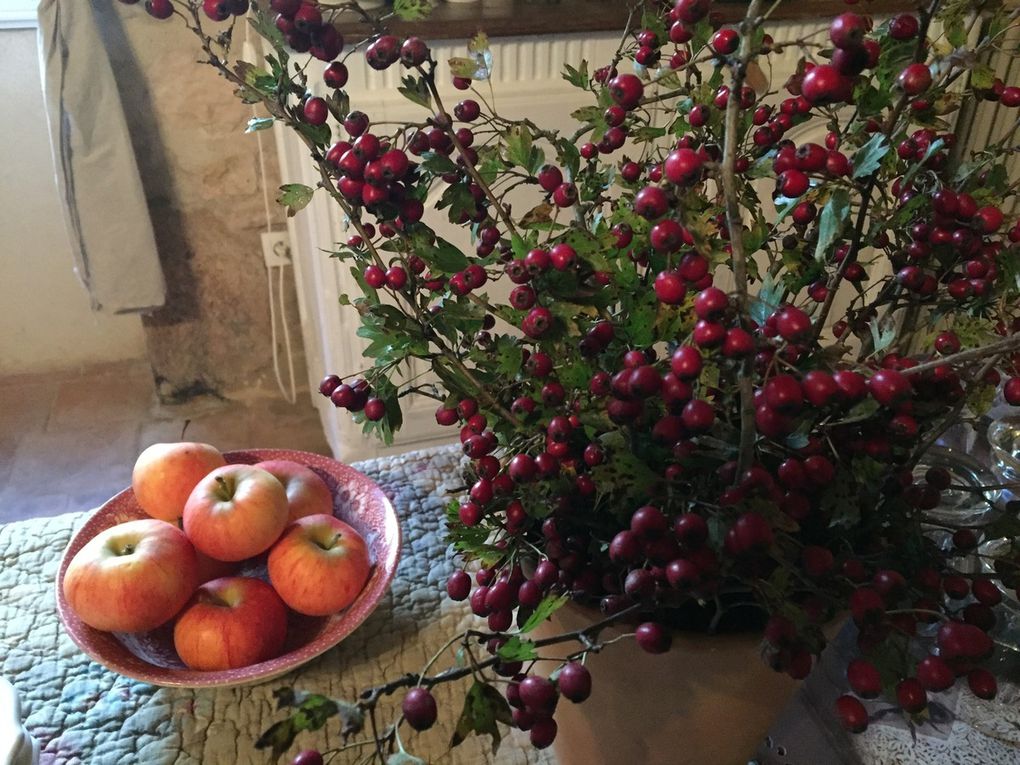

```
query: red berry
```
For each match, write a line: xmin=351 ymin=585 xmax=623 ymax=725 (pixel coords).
xmin=654 ymin=271 xmax=686 ymax=305
xmin=896 ymin=678 xmax=927 ymax=713
xmin=635 ymin=622 xmax=672 ymax=654
xmin=835 ymin=695 xmax=869 ymax=733
xmin=801 ymin=65 xmax=844 ymax=104
xmin=608 ymin=73 xmax=644 ymax=110
xmin=446 ymin=570 xmax=471 ymax=600
xmin=291 ymin=751 xmax=324 ymax=765
xmin=917 ymin=655 xmax=955 ymax=692
xmin=967 ymin=668 xmax=997 ymax=700
xmin=775 ymin=306 xmax=812 ymax=342
xmin=829 ymin=13 xmax=869 ymax=49
xmin=302 ymin=97 xmax=328 ymax=125
xmin=897 ymin=63 xmax=932 ymax=96
xmin=634 ymin=186 xmax=669 ymax=219
xmin=324 ymin=62 xmax=349 ymax=88
xmin=1006 ymin=377 xmax=1020 ymax=405
xmin=529 ymin=716 xmax=558 ymax=749
xmin=847 ymin=659 xmax=881 ymax=698
xmin=402 ymin=687 xmax=438 ymax=731
xmin=557 ymin=662 xmax=592 ymax=703
xmin=867 ymin=369 xmax=912 ymax=407
xmin=518 ymin=675 xmax=558 ymax=715
xmin=710 ymin=28 xmax=740 ymax=56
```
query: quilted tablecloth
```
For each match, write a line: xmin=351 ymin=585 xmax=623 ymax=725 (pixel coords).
xmin=3 ymin=443 xmax=1020 ymax=765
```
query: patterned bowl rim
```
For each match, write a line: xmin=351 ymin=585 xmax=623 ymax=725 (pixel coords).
xmin=54 ymin=448 xmax=401 ymax=688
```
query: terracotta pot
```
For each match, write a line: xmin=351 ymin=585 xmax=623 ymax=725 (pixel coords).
xmin=531 ymin=602 xmax=800 ymax=765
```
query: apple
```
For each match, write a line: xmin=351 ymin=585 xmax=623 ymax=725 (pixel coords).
xmin=255 ymin=459 xmax=334 ymax=521
xmin=132 ymin=442 xmax=226 ymax=522
xmin=173 ymin=576 xmax=288 ymax=670
xmin=268 ymin=514 xmax=372 ymax=616
xmin=63 ymin=518 xmax=199 ymax=633
xmin=183 ymin=464 xmax=289 ymax=561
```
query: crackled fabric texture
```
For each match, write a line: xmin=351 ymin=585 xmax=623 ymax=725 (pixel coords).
xmin=1 ymin=445 xmax=551 ymax=765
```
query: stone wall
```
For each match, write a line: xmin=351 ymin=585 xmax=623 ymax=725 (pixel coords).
xmin=94 ymin=1 xmax=304 ymax=403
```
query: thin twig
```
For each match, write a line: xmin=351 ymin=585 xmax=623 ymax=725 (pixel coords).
xmin=720 ymin=0 xmax=764 ymax=475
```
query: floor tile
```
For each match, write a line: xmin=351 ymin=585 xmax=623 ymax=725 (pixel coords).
xmin=0 ymin=378 xmax=58 ymax=434
xmin=47 ymin=365 xmax=155 ymax=432
xmin=2 ymin=421 xmax=139 ymax=503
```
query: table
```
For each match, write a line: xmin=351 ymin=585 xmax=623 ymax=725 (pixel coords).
xmin=2 ymin=445 xmax=1018 ymax=764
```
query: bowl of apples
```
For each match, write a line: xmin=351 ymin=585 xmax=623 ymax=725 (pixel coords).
xmin=55 ymin=443 xmax=400 ymax=687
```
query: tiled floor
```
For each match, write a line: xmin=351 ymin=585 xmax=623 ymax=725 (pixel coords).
xmin=0 ymin=360 xmax=331 ymax=525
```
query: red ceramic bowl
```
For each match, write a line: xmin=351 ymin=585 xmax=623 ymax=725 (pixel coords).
xmin=55 ymin=448 xmax=400 ymax=687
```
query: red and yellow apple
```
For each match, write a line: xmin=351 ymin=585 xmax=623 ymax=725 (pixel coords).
xmin=173 ymin=576 xmax=288 ymax=670
xmin=268 ymin=514 xmax=371 ymax=616
xmin=132 ymin=442 xmax=226 ymax=522
xmin=182 ymin=465 xmax=289 ymax=561
xmin=255 ymin=459 xmax=334 ymax=522
xmin=62 ymin=518 xmax=199 ymax=633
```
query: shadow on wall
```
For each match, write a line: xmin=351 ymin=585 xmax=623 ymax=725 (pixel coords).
xmin=88 ymin=2 xmax=295 ymax=404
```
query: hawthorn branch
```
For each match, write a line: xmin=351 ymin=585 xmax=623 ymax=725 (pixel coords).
xmin=720 ymin=0 xmax=764 ymax=475
xmin=908 ymin=352 xmax=1003 ymax=468
xmin=811 ymin=0 xmax=941 ymax=345
xmin=899 ymin=334 xmax=1020 ymax=377
xmin=358 ymin=602 xmax=643 ymax=706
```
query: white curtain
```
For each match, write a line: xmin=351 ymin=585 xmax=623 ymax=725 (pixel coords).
xmin=36 ymin=0 xmax=165 ymax=314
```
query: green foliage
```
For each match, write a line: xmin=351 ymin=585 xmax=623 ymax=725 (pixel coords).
xmin=813 ymin=188 xmax=851 ymax=262
xmin=276 ymin=184 xmax=314 ymax=217
xmin=450 ymin=681 xmax=513 ymax=751
xmin=852 ymin=134 xmax=890 ymax=179
xmin=562 ymin=60 xmax=590 ymax=89
xmin=497 ymin=636 xmax=538 ymax=661
xmin=256 ymin=691 xmax=357 ymax=759
xmin=519 ymin=593 xmax=570 ymax=633
xmin=393 ymin=0 xmax=433 ymax=21
xmin=245 ymin=116 xmax=274 ymax=133
xmin=398 ymin=75 xmax=432 ymax=110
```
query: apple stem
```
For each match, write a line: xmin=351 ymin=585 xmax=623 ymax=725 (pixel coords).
xmin=213 ymin=475 xmax=234 ymax=501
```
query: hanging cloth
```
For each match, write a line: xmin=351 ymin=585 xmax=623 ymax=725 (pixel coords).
xmin=36 ymin=0 xmax=166 ymax=314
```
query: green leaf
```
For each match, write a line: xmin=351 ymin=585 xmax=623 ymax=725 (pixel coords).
xmin=562 ymin=60 xmax=590 ymax=89
xmin=436 ymin=183 xmax=477 ymax=223
xmin=494 ymin=336 xmax=523 ymax=377
xmin=449 ymin=56 xmax=480 ymax=79
xmin=624 ymin=298 xmax=658 ymax=347
xmin=505 ymin=125 xmax=535 ymax=169
xmin=398 ymin=75 xmax=432 ymax=110
xmin=450 ymin=681 xmax=512 ymax=751
xmin=497 ymin=636 xmax=538 ymax=661
xmin=255 ymin=693 xmax=346 ymax=758
xmin=519 ymin=593 xmax=569 ymax=633
xmin=248 ymin=5 xmax=286 ymax=51
xmin=814 ymin=188 xmax=851 ymax=262
xmin=276 ymin=183 xmax=314 ymax=217
xmin=296 ymin=121 xmax=331 ymax=146
xmin=420 ymin=151 xmax=459 ymax=175
xmin=852 ymin=134 xmax=889 ymax=179
xmin=750 ymin=273 xmax=783 ymax=327
xmin=392 ymin=0 xmax=433 ymax=21
xmin=868 ymin=319 xmax=896 ymax=355
xmin=971 ymin=62 xmax=996 ymax=91
xmin=429 ymin=239 xmax=469 ymax=272
xmin=245 ymin=116 xmax=274 ymax=133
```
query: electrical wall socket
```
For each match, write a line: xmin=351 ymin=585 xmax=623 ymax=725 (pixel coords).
xmin=261 ymin=231 xmax=292 ymax=268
